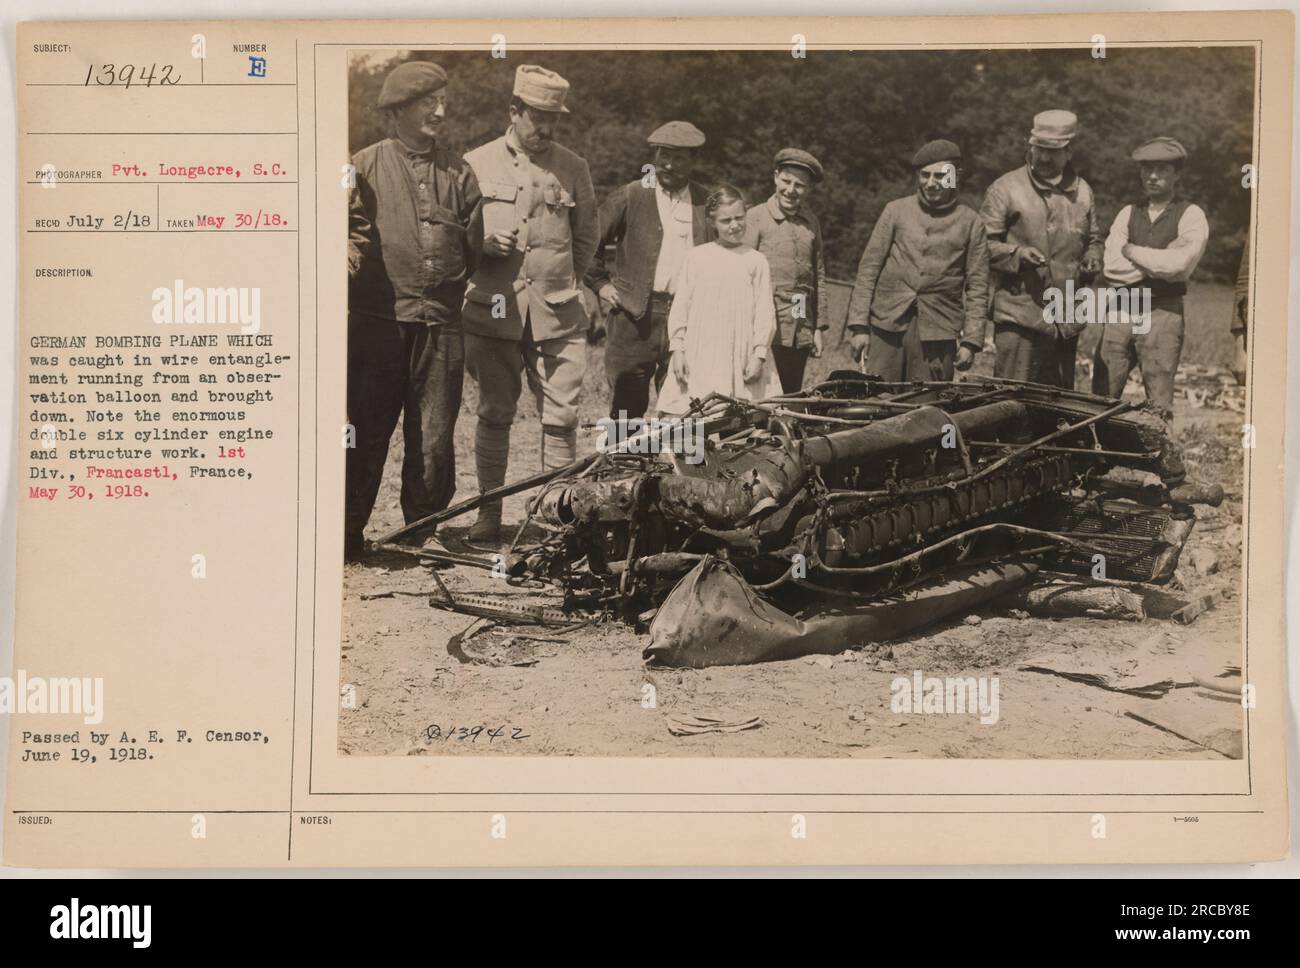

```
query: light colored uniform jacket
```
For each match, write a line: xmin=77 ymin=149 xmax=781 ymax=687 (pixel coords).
xmin=462 ymin=129 xmax=598 ymax=341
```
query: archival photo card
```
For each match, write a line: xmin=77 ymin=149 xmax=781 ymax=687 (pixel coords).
xmin=5 ymin=11 xmax=1292 ymax=868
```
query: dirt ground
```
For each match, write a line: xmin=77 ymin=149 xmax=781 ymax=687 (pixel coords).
xmin=340 ymin=283 xmax=1246 ymax=760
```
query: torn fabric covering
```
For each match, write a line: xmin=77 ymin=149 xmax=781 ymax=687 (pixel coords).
xmin=645 ymin=555 xmax=1039 ymax=668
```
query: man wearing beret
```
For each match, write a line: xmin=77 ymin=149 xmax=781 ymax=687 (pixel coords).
xmin=744 ymin=148 xmax=829 ymax=392
xmin=461 ymin=65 xmax=598 ymax=546
xmin=845 ymin=139 xmax=989 ymax=382
xmin=345 ymin=59 xmax=484 ymax=560
xmin=586 ymin=121 xmax=713 ymax=419
xmin=1091 ymin=137 xmax=1208 ymax=419
xmin=979 ymin=110 xmax=1103 ymax=388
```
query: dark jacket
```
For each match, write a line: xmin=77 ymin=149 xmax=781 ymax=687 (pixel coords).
xmin=979 ymin=160 xmax=1102 ymax=336
xmin=586 ymin=180 xmax=713 ymax=319
xmin=348 ymin=138 xmax=483 ymax=325
xmin=744 ymin=194 xmax=830 ymax=349
xmin=846 ymin=194 xmax=990 ymax=349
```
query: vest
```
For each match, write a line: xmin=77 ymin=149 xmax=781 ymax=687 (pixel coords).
xmin=1128 ymin=198 xmax=1192 ymax=303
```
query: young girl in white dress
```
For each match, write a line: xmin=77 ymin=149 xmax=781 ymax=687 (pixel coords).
xmin=656 ymin=185 xmax=782 ymax=415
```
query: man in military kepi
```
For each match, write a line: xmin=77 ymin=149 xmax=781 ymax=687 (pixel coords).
xmin=744 ymin=148 xmax=829 ymax=393
xmin=345 ymin=60 xmax=484 ymax=560
xmin=1091 ymin=137 xmax=1208 ymax=420
xmin=461 ymin=65 xmax=598 ymax=547
xmin=587 ymin=120 xmax=713 ymax=420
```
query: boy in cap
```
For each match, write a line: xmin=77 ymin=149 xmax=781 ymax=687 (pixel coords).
xmin=979 ymin=110 xmax=1103 ymax=388
xmin=345 ymin=59 xmax=484 ymax=560
xmin=587 ymin=121 xmax=713 ymax=419
xmin=845 ymin=139 xmax=989 ymax=382
xmin=461 ymin=65 xmax=598 ymax=546
xmin=744 ymin=148 xmax=830 ymax=392
xmin=1091 ymin=137 xmax=1208 ymax=419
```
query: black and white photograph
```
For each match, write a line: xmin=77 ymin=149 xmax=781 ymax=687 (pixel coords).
xmin=338 ymin=44 xmax=1256 ymax=760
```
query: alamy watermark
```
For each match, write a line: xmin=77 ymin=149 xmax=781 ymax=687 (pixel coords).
xmin=1042 ymin=281 xmax=1152 ymax=335
xmin=594 ymin=412 xmax=706 ymax=465
xmin=50 ymin=899 xmax=150 ymax=948
xmin=890 ymin=670 xmax=1000 ymax=725
xmin=151 ymin=278 xmax=261 ymax=335
xmin=0 ymin=670 xmax=104 ymax=725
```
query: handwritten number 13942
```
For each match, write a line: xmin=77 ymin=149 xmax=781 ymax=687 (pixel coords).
xmin=83 ymin=64 xmax=181 ymax=88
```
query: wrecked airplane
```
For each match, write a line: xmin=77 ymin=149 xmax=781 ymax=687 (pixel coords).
xmin=380 ymin=374 xmax=1224 ymax=669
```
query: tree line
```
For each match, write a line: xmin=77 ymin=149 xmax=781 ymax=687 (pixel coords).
xmin=349 ymin=46 xmax=1255 ymax=282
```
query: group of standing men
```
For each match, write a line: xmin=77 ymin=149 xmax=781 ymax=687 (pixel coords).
xmin=846 ymin=110 xmax=1208 ymax=412
xmin=347 ymin=60 xmax=596 ymax=556
xmin=346 ymin=59 xmax=1214 ymax=559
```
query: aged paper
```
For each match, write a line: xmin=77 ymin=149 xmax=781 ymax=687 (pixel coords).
xmin=5 ymin=12 xmax=1292 ymax=867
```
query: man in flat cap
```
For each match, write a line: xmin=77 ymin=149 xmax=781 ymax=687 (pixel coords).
xmin=586 ymin=121 xmax=713 ymax=419
xmin=979 ymin=110 xmax=1103 ymax=388
xmin=345 ymin=59 xmax=484 ymax=560
xmin=845 ymin=139 xmax=989 ymax=382
xmin=461 ymin=65 xmax=598 ymax=546
xmin=745 ymin=148 xmax=829 ymax=392
xmin=1091 ymin=137 xmax=1208 ymax=420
